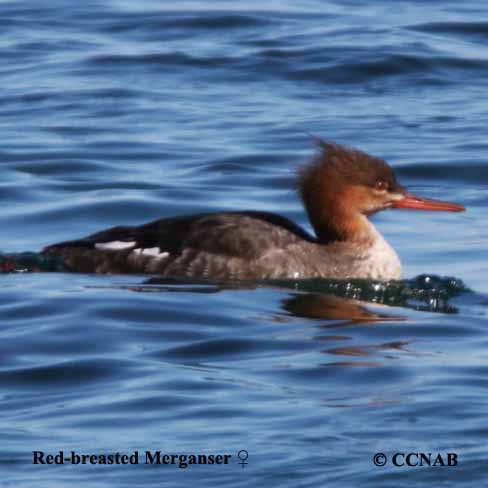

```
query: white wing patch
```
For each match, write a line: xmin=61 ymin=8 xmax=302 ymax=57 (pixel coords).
xmin=95 ymin=241 xmax=136 ymax=251
xmin=132 ymin=247 xmax=169 ymax=259
xmin=94 ymin=241 xmax=170 ymax=260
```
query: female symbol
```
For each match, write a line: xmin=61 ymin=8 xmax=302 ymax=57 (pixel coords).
xmin=237 ymin=450 xmax=249 ymax=468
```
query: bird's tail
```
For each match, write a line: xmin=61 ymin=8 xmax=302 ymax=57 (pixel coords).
xmin=0 ymin=252 xmax=67 ymax=273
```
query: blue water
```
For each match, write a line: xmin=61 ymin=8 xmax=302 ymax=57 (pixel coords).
xmin=1 ymin=1 xmax=488 ymax=486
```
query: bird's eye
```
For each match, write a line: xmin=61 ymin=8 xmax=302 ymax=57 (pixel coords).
xmin=375 ymin=181 xmax=388 ymax=192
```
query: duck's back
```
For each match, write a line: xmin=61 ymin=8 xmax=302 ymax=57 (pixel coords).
xmin=41 ymin=212 xmax=316 ymax=279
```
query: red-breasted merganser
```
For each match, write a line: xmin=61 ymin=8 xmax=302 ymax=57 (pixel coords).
xmin=42 ymin=140 xmax=465 ymax=281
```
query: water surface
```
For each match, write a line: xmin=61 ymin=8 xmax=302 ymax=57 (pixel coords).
xmin=1 ymin=1 xmax=487 ymax=486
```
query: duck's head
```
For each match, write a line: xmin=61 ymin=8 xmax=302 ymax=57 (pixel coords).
xmin=298 ymin=140 xmax=465 ymax=242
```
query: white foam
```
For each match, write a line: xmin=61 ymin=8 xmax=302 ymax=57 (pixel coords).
xmin=95 ymin=241 xmax=136 ymax=251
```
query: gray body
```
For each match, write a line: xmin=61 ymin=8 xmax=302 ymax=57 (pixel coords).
xmin=42 ymin=212 xmax=402 ymax=281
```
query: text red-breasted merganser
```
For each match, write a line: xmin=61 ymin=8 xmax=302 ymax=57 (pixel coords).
xmin=42 ymin=140 xmax=465 ymax=281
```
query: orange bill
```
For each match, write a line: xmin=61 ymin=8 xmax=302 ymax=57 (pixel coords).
xmin=392 ymin=192 xmax=465 ymax=212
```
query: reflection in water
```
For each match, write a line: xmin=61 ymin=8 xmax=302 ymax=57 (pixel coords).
xmin=92 ymin=277 xmax=415 ymax=367
xmin=282 ymin=292 xmax=409 ymax=366
xmin=281 ymin=292 xmax=404 ymax=323
xmin=326 ymin=341 xmax=411 ymax=358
